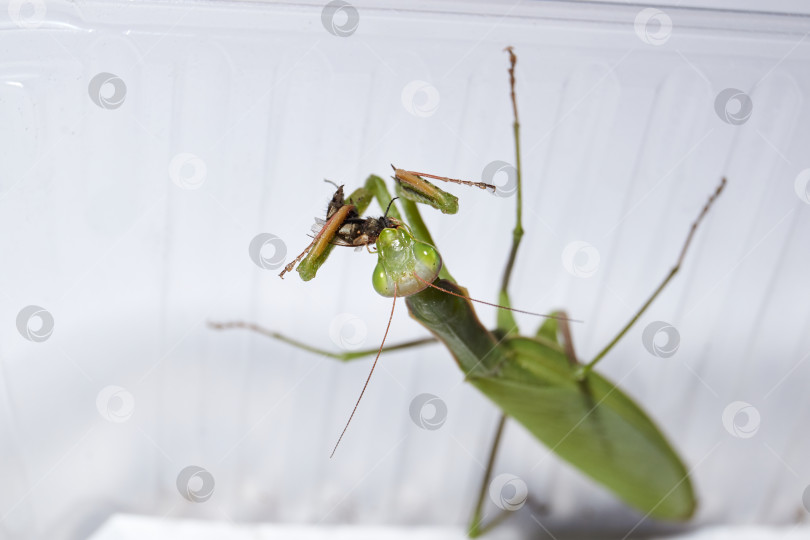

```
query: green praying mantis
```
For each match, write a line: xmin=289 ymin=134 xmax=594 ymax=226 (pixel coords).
xmin=211 ymin=47 xmax=726 ymax=536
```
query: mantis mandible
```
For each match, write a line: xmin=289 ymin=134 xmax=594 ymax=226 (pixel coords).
xmin=211 ymin=47 xmax=726 ymax=537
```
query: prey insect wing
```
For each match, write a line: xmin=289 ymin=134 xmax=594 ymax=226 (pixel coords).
xmin=311 ymin=218 xmax=327 ymax=235
xmin=304 ymin=232 xmax=359 ymax=248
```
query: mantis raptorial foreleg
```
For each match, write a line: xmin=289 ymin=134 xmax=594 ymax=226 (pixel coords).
xmin=397 ymin=168 xmax=496 ymax=192
xmin=208 ymin=175 xmax=445 ymax=359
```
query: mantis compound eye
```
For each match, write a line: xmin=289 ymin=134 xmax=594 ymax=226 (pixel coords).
xmin=372 ymin=227 xmax=441 ymax=297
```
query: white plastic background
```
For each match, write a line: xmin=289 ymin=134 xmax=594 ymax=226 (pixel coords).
xmin=0 ymin=1 xmax=809 ymax=539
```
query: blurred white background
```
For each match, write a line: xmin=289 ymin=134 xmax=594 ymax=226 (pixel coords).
xmin=1 ymin=0 xmax=810 ymax=538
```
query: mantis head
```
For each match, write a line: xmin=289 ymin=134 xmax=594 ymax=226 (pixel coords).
xmin=372 ymin=226 xmax=441 ymax=297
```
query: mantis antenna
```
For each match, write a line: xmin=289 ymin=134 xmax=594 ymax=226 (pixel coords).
xmin=411 ymin=273 xmax=583 ymax=323
xmin=330 ymin=283 xmax=398 ymax=458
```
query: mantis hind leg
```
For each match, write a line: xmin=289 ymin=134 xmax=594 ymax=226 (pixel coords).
xmin=466 ymin=413 xmax=549 ymax=538
xmin=467 ymin=413 xmax=508 ymax=538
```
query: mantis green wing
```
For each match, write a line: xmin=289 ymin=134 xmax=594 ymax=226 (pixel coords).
xmin=473 ymin=337 xmax=695 ymax=520
xmin=405 ymin=280 xmax=696 ymax=521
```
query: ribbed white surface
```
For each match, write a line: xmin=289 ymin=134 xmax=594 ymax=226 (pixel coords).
xmin=86 ymin=515 xmax=810 ymax=540
xmin=1 ymin=1 xmax=809 ymax=539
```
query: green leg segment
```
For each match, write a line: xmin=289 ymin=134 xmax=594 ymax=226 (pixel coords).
xmin=208 ymin=321 xmax=437 ymax=361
